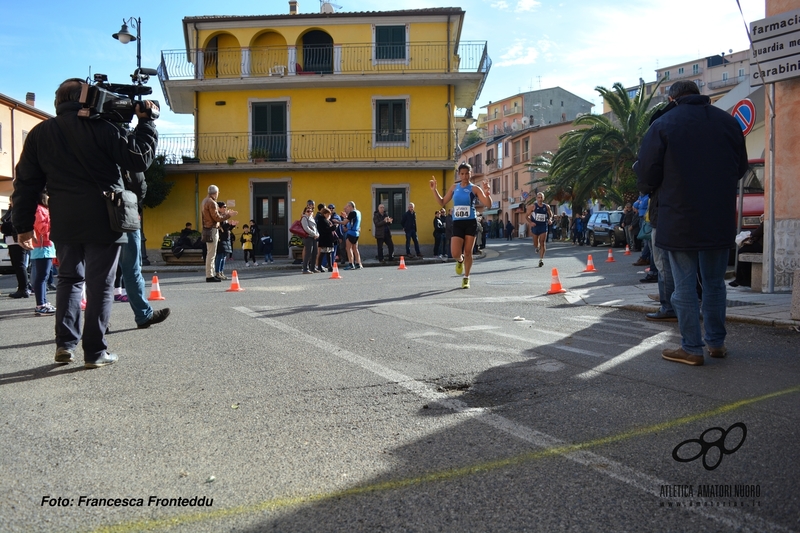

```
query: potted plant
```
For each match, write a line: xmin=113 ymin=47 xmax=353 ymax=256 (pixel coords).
xmin=249 ymin=147 xmax=270 ymax=163
xmin=181 ymin=155 xmax=200 ymax=164
xmin=227 ymin=156 xmax=237 ymax=165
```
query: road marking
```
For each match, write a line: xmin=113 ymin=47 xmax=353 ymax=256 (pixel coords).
xmin=487 ymin=330 xmax=606 ymax=358
xmin=576 ymin=331 xmax=673 ymax=379
xmin=451 ymin=325 xmax=500 ymax=332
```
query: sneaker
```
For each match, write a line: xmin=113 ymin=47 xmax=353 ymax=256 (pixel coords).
xmin=245 ymin=263 xmax=251 ymax=267
xmin=35 ymin=303 xmax=56 ymax=316
xmin=137 ymin=308 xmax=171 ymax=329
xmin=216 ymin=272 xmax=227 ymax=280
xmin=8 ymin=290 xmax=30 ymax=299
xmin=302 ymin=270 xmax=312 ymax=274
xmin=84 ymin=352 xmax=118 ymax=369
xmin=535 ymin=247 xmax=539 ymax=253
xmin=661 ymin=347 xmax=704 ymax=366
xmin=343 ymin=264 xmax=355 ymax=270
xmin=253 ymin=262 xmax=259 ymax=266
xmin=455 ymin=261 xmax=464 ymax=275
xmin=708 ymin=346 xmax=728 ymax=358
xmin=54 ymin=347 xmax=75 ymax=364
xmin=356 ymin=264 xmax=364 ymax=270
xmin=114 ymin=294 xmax=129 ymax=302
xmin=640 ymin=276 xmax=658 ymax=283
xmin=270 ymin=259 xmax=275 ymax=263
xmin=462 ymin=277 xmax=470 ymax=289
xmin=206 ymin=277 xmax=222 ymax=282
xmin=538 ymin=260 xmax=544 ymax=268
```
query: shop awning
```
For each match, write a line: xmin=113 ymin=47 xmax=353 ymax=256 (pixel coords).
xmin=481 ymin=209 xmax=500 ymax=215
xmin=508 ymin=203 xmax=524 ymax=210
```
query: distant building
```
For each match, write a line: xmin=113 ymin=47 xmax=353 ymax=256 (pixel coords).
xmin=480 ymin=88 xmax=593 ymax=136
xmin=0 ymin=92 xmax=52 ymax=210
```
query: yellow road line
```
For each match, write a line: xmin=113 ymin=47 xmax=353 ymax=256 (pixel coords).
xmin=88 ymin=384 xmax=800 ymax=533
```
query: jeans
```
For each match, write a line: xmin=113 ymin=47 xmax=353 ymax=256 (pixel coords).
xmin=650 ymin=228 xmax=674 ymax=315
xmin=215 ymin=252 xmax=227 ymax=275
xmin=120 ymin=229 xmax=153 ymax=326
xmin=302 ymin=237 xmax=317 ymax=271
xmin=668 ymin=249 xmax=729 ymax=355
xmin=32 ymin=258 xmax=53 ymax=306
xmin=55 ymin=242 xmax=120 ymax=360
xmin=405 ymin=232 xmax=420 ymax=256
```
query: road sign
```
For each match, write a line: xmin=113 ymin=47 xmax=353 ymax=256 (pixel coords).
xmin=749 ymin=7 xmax=800 ymax=85
xmin=732 ymin=99 xmax=757 ymax=136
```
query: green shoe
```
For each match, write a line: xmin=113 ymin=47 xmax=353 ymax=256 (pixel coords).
xmin=455 ymin=260 xmax=464 ymax=275
xmin=462 ymin=277 xmax=470 ymax=289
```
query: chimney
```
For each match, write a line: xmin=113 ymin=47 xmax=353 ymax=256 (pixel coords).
xmin=289 ymin=1 xmax=298 ymax=14
xmin=26 ymin=92 xmax=35 ymax=107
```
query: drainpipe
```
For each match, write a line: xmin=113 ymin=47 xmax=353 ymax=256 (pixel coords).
xmin=446 ymin=15 xmax=451 ymax=72
xmin=10 ymin=103 xmax=17 ymax=182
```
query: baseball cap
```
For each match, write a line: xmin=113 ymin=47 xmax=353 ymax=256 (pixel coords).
xmin=327 ymin=204 xmax=335 ymax=209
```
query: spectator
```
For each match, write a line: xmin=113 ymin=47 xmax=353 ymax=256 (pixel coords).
xmin=300 ymin=204 xmax=319 ymax=274
xmin=12 ymin=78 xmax=158 ymax=368
xmin=636 ymin=80 xmax=748 ymax=366
xmin=328 ymin=204 xmax=343 ymax=266
xmin=505 ymin=218 xmax=514 ymax=241
xmin=401 ymin=202 xmax=422 ymax=258
xmin=260 ymin=233 xmax=274 ymax=263
xmin=432 ymin=210 xmax=445 ymax=258
xmin=202 ymin=185 xmax=237 ymax=282
xmin=342 ymin=201 xmax=363 ymax=270
xmin=730 ymin=216 xmax=764 ymax=288
xmin=443 ymin=208 xmax=453 ymax=259
xmin=241 ymin=224 xmax=255 ymax=266
xmin=2 ymin=202 xmax=31 ymax=298
xmin=30 ymin=192 xmax=56 ymax=315
xmin=316 ymin=207 xmax=336 ymax=272
xmin=560 ymin=212 xmax=570 ymax=241
xmin=373 ymin=204 xmax=395 ymax=262
xmin=215 ymin=202 xmax=236 ymax=279
xmin=248 ymin=219 xmax=261 ymax=262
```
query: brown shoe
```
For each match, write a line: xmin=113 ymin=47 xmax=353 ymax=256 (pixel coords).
xmin=662 ymin=347 xmax=704 ymax=366
xmin=632 ymin=258 xmax=649 ymax=266
xmin=708 ymin=346 xmax=728 ymax=358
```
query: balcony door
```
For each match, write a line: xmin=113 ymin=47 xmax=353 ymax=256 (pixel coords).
xmin=252 ymin=102 xmax=287 ymax=162
xmin=302 ymin=31 xmax=333 ymax=74
xmin=253 ymin=182 xmax=288 ymax=256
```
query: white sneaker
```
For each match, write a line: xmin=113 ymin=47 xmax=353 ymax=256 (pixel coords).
xmin=253 ymin=262 xmax=259 ymax=266
xmin=245 ymin=263 xmax=251 ymax=267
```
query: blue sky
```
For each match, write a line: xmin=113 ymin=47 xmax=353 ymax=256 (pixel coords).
xmin=1 ymin=0 xmax=764 ymax=133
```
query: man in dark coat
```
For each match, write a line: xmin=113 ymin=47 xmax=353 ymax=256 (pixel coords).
xmin=12 ymin=78 xmax=159 ymax=368
xmin=636 ymin=80 xmax=748 ymax=366
xmin=401 ymin=202 xmax=421 ymax=258
xmin=373 ymin=204 xmax=394 ymax=262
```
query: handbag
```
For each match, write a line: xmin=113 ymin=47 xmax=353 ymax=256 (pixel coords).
xmin=55 ymin=118 xmax=139 ymax=233
xmin=290 ymin=219 xmax=309 ymax=238
xmin=637 ymin=221 xmax=652 ymax=241
xmin=201 ymin=227 xmax=215 ymax=243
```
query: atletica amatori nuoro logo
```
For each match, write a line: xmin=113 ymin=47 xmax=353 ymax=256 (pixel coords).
xmin=672 ymin=422 xmax=747 ymax=471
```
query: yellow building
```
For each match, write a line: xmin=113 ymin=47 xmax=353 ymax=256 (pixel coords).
xmin=155 ymin=4 xmax=490 ymax=255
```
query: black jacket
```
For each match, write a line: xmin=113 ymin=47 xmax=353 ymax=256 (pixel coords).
xmin=636 ymin=94 xmax=747 ymax=251
xmin=401 ymin=210 xmax=417 ymax=234
xmin=373 ymin=210 xmax=391 ymax=238
xmin=12 ymin=102 xmax=157 ymax=244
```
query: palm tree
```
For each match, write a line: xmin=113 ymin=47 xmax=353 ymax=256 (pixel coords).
xmin=527 ymin=81 xmax=664 ymax=209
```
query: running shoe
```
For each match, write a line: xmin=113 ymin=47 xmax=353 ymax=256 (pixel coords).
xmin=538 ymin=260 xmax=544 ymax=268
xmin=455 ymin=261 xmax=464 ymax=275
xmin=114 ymin=294 xmax=129 ymax=302
xmin=462 ymin=277 xmax=470 ymax=289
xmin=343 ymin=264 xmax=355 ymax=270
xmin=35 ymin=303 xmax=56 ymax=316
xmin=356 ymin=264 xmax=364 ymax=270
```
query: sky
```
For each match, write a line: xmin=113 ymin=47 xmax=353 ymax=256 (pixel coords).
xmin=1 ymin=0 xmax=765 ymax=134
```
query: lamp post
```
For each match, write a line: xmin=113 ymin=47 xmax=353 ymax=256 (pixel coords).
xmin=113 ymin=17 xmax=151 ymax=265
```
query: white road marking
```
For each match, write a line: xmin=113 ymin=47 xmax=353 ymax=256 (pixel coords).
xmin=451 ymin=325 xmax=501 ymax=332
xmin=234 ymin=306 xmax=786 ymax=533
xmin=576 ymin=331 xmax=674 ymax=379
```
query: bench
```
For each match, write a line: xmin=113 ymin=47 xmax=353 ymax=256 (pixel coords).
xmin=161 ymin=249 xmax=205 ymax=266
xmin=738 ymin=253 xmax=763 ymax=292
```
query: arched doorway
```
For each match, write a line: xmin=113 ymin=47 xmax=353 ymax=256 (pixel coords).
xmin=301 ymin=30 xmax=333 ymax=74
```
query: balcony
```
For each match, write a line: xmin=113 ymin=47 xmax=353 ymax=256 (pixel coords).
xmin=158 ymin=41 xmax=491 ymax=113
xmin=503 ymin=106 xmax=521 ymax=117
xmin=157 ymin=129 xmax=452 ymax=169
xmin=708 ymin=75 xmax=747 ymax=90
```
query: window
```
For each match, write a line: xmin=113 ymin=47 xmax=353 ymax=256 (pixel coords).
xmin=678 ymin=67 xmax=684 ymax=75
xmin=375 ymin=98 xmax=406 ymax=143
xmin=665 ymin=71 xmax=670 ymax=80
xmin=738 ymin=68 xmax=745 ymax=77
xmin=475 ymin=153 xmax=483 ymax=173
xmin=722 ymin=72 xmax=729 ymax=81
xmin=522 ymin=139 xmax=529 ymax=161
xmin=512 ymin=140 xmax=520 ymax=164
xmin=375 ymin=188 xmax=405 ymax=230
xmin=561 ymin=101 xmax=564 ymax=107
xmin=375 ymin=25 xmax=406 ymax=60
xmin=492 ymin=178 xmax=500 ymax=194
xmin=514 ymin=172 xmax=518 ymax=190
xmin=487 ymin=148 xmax=494 ymax=164
xmin=692 ymin=64 xmax=699 ymax=75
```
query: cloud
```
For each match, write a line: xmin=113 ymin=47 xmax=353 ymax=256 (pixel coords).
xmin=490 ymin=1 xmax=510 ymax=9
xmin=495 ymin=40 xmax=540 ymax=67
xmin=514 ymin=0 xmax=541 ymax=12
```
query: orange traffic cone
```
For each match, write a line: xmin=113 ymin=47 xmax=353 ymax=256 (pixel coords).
xmin=80 ymin=284 xmax=87 ymax=310
xmin=546 ymin=268 xmax=567 ymax=294
xmin=147 ymin=275 xmax=166 ymax=301
xmin=329 ymin=262 xmax=342 ymax=279
xmin=398 ymin=256 xmax=408 ymax=270
xmin=582 ymin=254 xmax=597 ymax=272
xmin=226 ymin=270 xmax=244 ymax=292
xmin=624 ymin=245 xmax=631 ymax=256
xmin=605 ymin=248 xmax=616 ymax=263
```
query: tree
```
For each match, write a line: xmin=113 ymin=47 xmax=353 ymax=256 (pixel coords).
xmin=142 ymin=155 xmax=174 ymax=209
xmin=460 ymin=130 xmax=483 ymax=150
xmin=527 ymin=81 xmax=663 ymax=209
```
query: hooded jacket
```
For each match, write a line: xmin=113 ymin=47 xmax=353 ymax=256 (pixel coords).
xmin=635 ymin=94 xmax=748 ymax=251
xmin=12 ymin=101 xmax=157 ymax=244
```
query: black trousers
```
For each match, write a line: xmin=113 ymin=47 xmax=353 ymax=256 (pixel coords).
xmin=377 ymin=235 xmax=394 ymax=260
xmin=54 ymin=242 xmax=121 ymax=361
xmin=8 ymin=244 xmax=30 ymax=292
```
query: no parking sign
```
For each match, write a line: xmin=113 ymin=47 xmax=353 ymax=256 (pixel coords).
xmin=732 ymin=99 xmax=756 ymax=137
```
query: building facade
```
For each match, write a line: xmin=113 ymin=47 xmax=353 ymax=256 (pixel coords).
xmin=154 ymin=5 xmax=490 ymax=255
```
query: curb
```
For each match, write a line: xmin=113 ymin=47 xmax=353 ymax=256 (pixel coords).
xmin=619 ymin=303 xmax=800 ymax=329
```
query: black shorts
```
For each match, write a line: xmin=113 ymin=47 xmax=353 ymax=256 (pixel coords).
xmin=452 ymin=219 xmax=478 ymax=239
xmin=347 ymin=235 xmax=359 ymax=244
xmin=532 ymin=225 xmax=548 ymax=236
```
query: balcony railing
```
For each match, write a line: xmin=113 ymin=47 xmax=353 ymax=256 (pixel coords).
xmin=159 ymin=41 xmax=490 ymax=80
xmin=157 ymin=130 xmax=451 ymax=164
xmin=503 ymin=106 xmax=521 ymax=117
xmin=708 ymin=75 xmax=747 ymax=90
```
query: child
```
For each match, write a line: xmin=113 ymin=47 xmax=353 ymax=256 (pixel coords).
xmin=260 ymin=234 xmax=274 ymax=263
xmin=241 ymin=224 xmax=256 ymax=266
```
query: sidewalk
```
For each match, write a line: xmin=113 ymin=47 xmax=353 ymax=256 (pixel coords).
xmin=565 ymin=281 xmax=799 ymax=328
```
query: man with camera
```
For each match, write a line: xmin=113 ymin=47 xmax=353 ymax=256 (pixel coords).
xmin=12 ymin=78 xmax=159 ymax=369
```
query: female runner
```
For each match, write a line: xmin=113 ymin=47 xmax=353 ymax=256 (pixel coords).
xmin=430 ymin=163 xmax=492 ymax=288
xmin=528 ymin=192 xmax=553 ymax=267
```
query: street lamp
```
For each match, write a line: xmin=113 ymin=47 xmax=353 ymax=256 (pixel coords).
xmin=113 ymin=17 xmax=151 ymax=265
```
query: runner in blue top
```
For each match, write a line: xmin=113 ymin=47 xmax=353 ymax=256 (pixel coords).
xmin=342 ymin=201 xmax=363 ymax=270
xmin=430 ymin=163 xmax=492 ymax=289
xmin=527 ymin=192 xmax=553 ymax=268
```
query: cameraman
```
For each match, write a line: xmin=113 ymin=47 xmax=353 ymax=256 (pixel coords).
xmin=11 ymin=77 xmax=159 ymax=369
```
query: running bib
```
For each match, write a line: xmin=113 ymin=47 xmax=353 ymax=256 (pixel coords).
xmin=534 ymin=213 xmax=547 ymax=222
xmin=453 ymin=206 xmax=471 ymax=219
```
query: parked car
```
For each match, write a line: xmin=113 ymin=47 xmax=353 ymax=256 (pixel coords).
xmin=586 ymin=210 xmax=626 ymax=247
xmin=0 ymin=242 xmax=13 ymax=274
xmin=738 ymin=159 xmax=764 ymax=230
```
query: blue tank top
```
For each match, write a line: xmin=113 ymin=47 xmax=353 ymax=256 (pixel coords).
xmin=346 ymin=210 xmax=361 ymax=237
xmin=531 ymin=203 xmax=549 ymax=227
xmin=452 ymin=183 xmax=477 ymax=220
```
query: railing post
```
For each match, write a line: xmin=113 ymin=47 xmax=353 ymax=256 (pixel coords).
xmin=194 ymin=49 xmax=205 ymax=80
xmin=288 ymin=47 xmax=297 ymax=75
xmin=241 ymin=48 xmax=251 ymax=77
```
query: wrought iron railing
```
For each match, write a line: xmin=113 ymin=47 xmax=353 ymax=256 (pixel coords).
xmin=157 ymin=130 xmax=451 ymax=164
xmin=158 ymin=41 xmax=490 ymax=80
xmin=708 ymin=75 xmax=747 ymax=90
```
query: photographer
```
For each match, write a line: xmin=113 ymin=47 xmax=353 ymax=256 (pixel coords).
xmin=12 ymin=77 xmax=159 ymax=369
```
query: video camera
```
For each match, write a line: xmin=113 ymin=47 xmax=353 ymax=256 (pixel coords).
xmin=77 ymin=68 xmax=160 ymax=123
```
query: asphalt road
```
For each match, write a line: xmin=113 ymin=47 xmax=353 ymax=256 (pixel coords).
xmin=1 ymin=239 xmax=798 ymax=533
